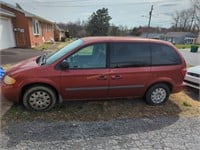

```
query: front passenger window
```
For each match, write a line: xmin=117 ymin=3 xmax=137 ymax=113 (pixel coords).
xmin=65 ymin=43 xmax=106 ymax=69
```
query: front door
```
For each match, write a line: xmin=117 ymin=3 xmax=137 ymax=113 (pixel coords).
xmin=59 ymin=43 xmax=109 ymax=100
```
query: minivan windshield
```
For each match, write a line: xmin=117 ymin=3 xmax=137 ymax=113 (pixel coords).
xmin=45 ymin=39 xmax=83 ymax=65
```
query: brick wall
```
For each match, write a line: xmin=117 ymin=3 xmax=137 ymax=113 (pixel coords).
xmin=28 ymin=19 xmax=54 ymax=47
xmin=41 ymin=22 xmax=54 ymax=42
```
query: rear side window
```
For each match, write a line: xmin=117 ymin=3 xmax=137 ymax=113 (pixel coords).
xmin=151 ymin=43 xmax=181 ymax=66
xmin=110 ymin=42 xmax=151 ymax=68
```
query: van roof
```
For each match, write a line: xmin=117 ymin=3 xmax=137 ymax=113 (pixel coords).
xmin=81 ymin=36 xmax=172 ymax=46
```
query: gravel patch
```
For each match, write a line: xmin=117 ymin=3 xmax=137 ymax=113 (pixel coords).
xmin=1 ymin=117 xmax=200 ymax=149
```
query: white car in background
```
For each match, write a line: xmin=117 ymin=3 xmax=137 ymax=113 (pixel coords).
xmin=184 ymin=66 xmax=200 ymax=90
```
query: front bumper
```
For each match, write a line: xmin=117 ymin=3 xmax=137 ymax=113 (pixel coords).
xmin=184 ymin=74 xmax=200 ymax=90
xmin=1 ymin=83 xmax=21 ymax=102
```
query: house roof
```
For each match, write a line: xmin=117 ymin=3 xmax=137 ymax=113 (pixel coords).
xmin=0 ymin=8 xmax=15 ymax=17
xmin=55 ymin=24 xmax=65 ymax=31
xmin=140 ymin=33 xmax=164 ymax=39
xmin=24 ymin=11 xmax=54 ymax=24
xmin=165 ymin=32 xmax=196 ymax=38
xmin=0 ymin=1 xmax=54 ymax=24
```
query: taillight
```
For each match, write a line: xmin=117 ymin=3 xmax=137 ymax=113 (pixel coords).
xmin=182 ymin=68 xmax=187 ymax=77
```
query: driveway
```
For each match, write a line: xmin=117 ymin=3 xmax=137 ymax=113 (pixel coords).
xmin=179 ymin=49 xmax=200 ymax=66
xmin=0 ymin=48 xmax=43 ymax=65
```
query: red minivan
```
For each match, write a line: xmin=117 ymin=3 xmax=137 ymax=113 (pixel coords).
xmin=1 ymin=37 xmax=186 ymax=111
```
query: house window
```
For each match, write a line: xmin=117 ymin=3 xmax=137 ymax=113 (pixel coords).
xmin=32 ymin=19 xmax=40 ymax=35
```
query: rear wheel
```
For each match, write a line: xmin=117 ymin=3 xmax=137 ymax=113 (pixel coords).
xmin=145 ymin=83 xmax=170 ymax=105
xmin=23 ymin=86 xmax=57 ymax=111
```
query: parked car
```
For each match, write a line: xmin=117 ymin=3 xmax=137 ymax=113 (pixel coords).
xmin=184 ymin=66 xmax=200 ymax=90
xmin=1 ymin=37 xmax=187 ymax=111
xmin=0 ymin=66 xmax=5 ymax=81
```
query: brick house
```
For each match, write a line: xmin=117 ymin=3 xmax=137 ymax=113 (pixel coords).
xmin=0 ymin=1 xmax=54 ymax=50
xmin=54 ymin=24 xmax=65 ymax=42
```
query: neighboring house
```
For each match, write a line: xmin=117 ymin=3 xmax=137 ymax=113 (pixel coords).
xmin=0 ymin=1 xmax=54 ymax=50
xmin=196 ymin=32 xmax=200 ymax=44
xmin=163 ymin=32 xmax=196 ymax=44
xmin=140 ymin=33 xmax=165 ymax=39
xmin=54 ymin=24 xmax=65 ymax=42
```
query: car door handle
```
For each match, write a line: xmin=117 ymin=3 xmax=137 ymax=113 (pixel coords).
xmin=97 ymin=75 xmax=107 ymax=80
xmin=111 ymin=75 xmax=122 ymax=80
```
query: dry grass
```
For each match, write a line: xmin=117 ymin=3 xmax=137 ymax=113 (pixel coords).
xmin=170 ymin=88 xmax=200 ymax=117
xmin=1 ymin=64 xmax=13 ymax=70
xmin=2 ymin=88 xmax=200 ymax=125
xmin=33 ymin=41 xmax=71 ymax=51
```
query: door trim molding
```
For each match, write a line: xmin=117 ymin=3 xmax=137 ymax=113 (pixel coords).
xmin=65 ymin=85 xmax=144 ymax=91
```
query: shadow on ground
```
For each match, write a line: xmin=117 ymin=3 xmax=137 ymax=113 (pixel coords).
xmin=184 ymin=87 xmax=200 ymax=101
xmin=2 ymin=98 xmax=181 ymax=147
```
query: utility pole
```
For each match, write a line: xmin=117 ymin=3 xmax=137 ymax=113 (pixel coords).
xmin=146 ymin=5 xmax=154 ymax=38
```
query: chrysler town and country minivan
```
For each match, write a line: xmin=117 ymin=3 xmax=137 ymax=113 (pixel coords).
xmin=1 ymin=37 xmax=186 ymax=111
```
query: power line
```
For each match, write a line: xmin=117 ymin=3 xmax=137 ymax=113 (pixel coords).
xmin=18 ymin=1 xmax=152 ymax=8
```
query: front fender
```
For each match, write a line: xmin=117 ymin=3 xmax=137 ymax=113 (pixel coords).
xmin=19 ymin=77 xmax=61 ymax=98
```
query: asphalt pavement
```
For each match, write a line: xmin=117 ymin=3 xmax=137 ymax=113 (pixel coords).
xmin=179 ymin=48 xmax=200 ymax=66
xmin=0 ymin=48 xmax=43 ymax=65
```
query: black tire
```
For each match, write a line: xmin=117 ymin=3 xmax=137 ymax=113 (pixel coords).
xmin=145 ymin=83 xmax=170 ymax=105
xmin=23 ymin=86 xmax=57 ymax=111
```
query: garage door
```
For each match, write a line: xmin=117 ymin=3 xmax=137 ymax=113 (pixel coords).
xmin=0 ymin=17 xmax=16 ymax=50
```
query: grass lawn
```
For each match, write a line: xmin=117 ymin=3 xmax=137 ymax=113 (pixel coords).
xmin=1 ymin=88 xmax=199 ymax=125
xmin=175 ymin=44 xmax=200 ymax=49
xmin=34 ymin=40 xmax=73 ymax=51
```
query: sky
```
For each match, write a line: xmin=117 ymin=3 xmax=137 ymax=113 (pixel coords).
xmin=1 ymin=0 xmax=192 ymax=28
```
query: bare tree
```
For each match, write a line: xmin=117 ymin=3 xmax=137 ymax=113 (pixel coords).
xmin=172 ymin=11 xmax=180 ymax=31
xmin=191 ymin=0 xmax=200 ymax=32
xmin=171 ymin=0 xmax=200 ymax=33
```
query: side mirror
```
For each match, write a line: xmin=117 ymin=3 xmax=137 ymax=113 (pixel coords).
xmin=60 ymin=61 xmax=69 ymax=70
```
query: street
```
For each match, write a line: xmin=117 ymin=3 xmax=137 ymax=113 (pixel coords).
xmin=179 ymin=49 xmax=200 ymax=66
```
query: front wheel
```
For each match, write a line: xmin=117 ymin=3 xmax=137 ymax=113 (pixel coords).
xmin=145 ymin=84 xmax=170 ymax=105
xmin=23 ymin=86 xmax=57 ymax=111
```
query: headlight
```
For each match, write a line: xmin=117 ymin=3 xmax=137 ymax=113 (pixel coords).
xmin=3 ymin=75 xmax=16 ymax=85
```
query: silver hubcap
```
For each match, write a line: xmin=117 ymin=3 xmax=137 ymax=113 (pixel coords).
xmin=151 ymin=88 xmax=167 ymax=104
xmin=29 ymin=91 xmax=51 ymax=110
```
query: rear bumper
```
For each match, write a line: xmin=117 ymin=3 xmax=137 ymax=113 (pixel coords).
xmin=172 ymin=83 xmax=185 ymax=93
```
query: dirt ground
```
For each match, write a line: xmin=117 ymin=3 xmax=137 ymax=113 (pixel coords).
xmin=1 ymin=87 xmax=199 ymax=124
